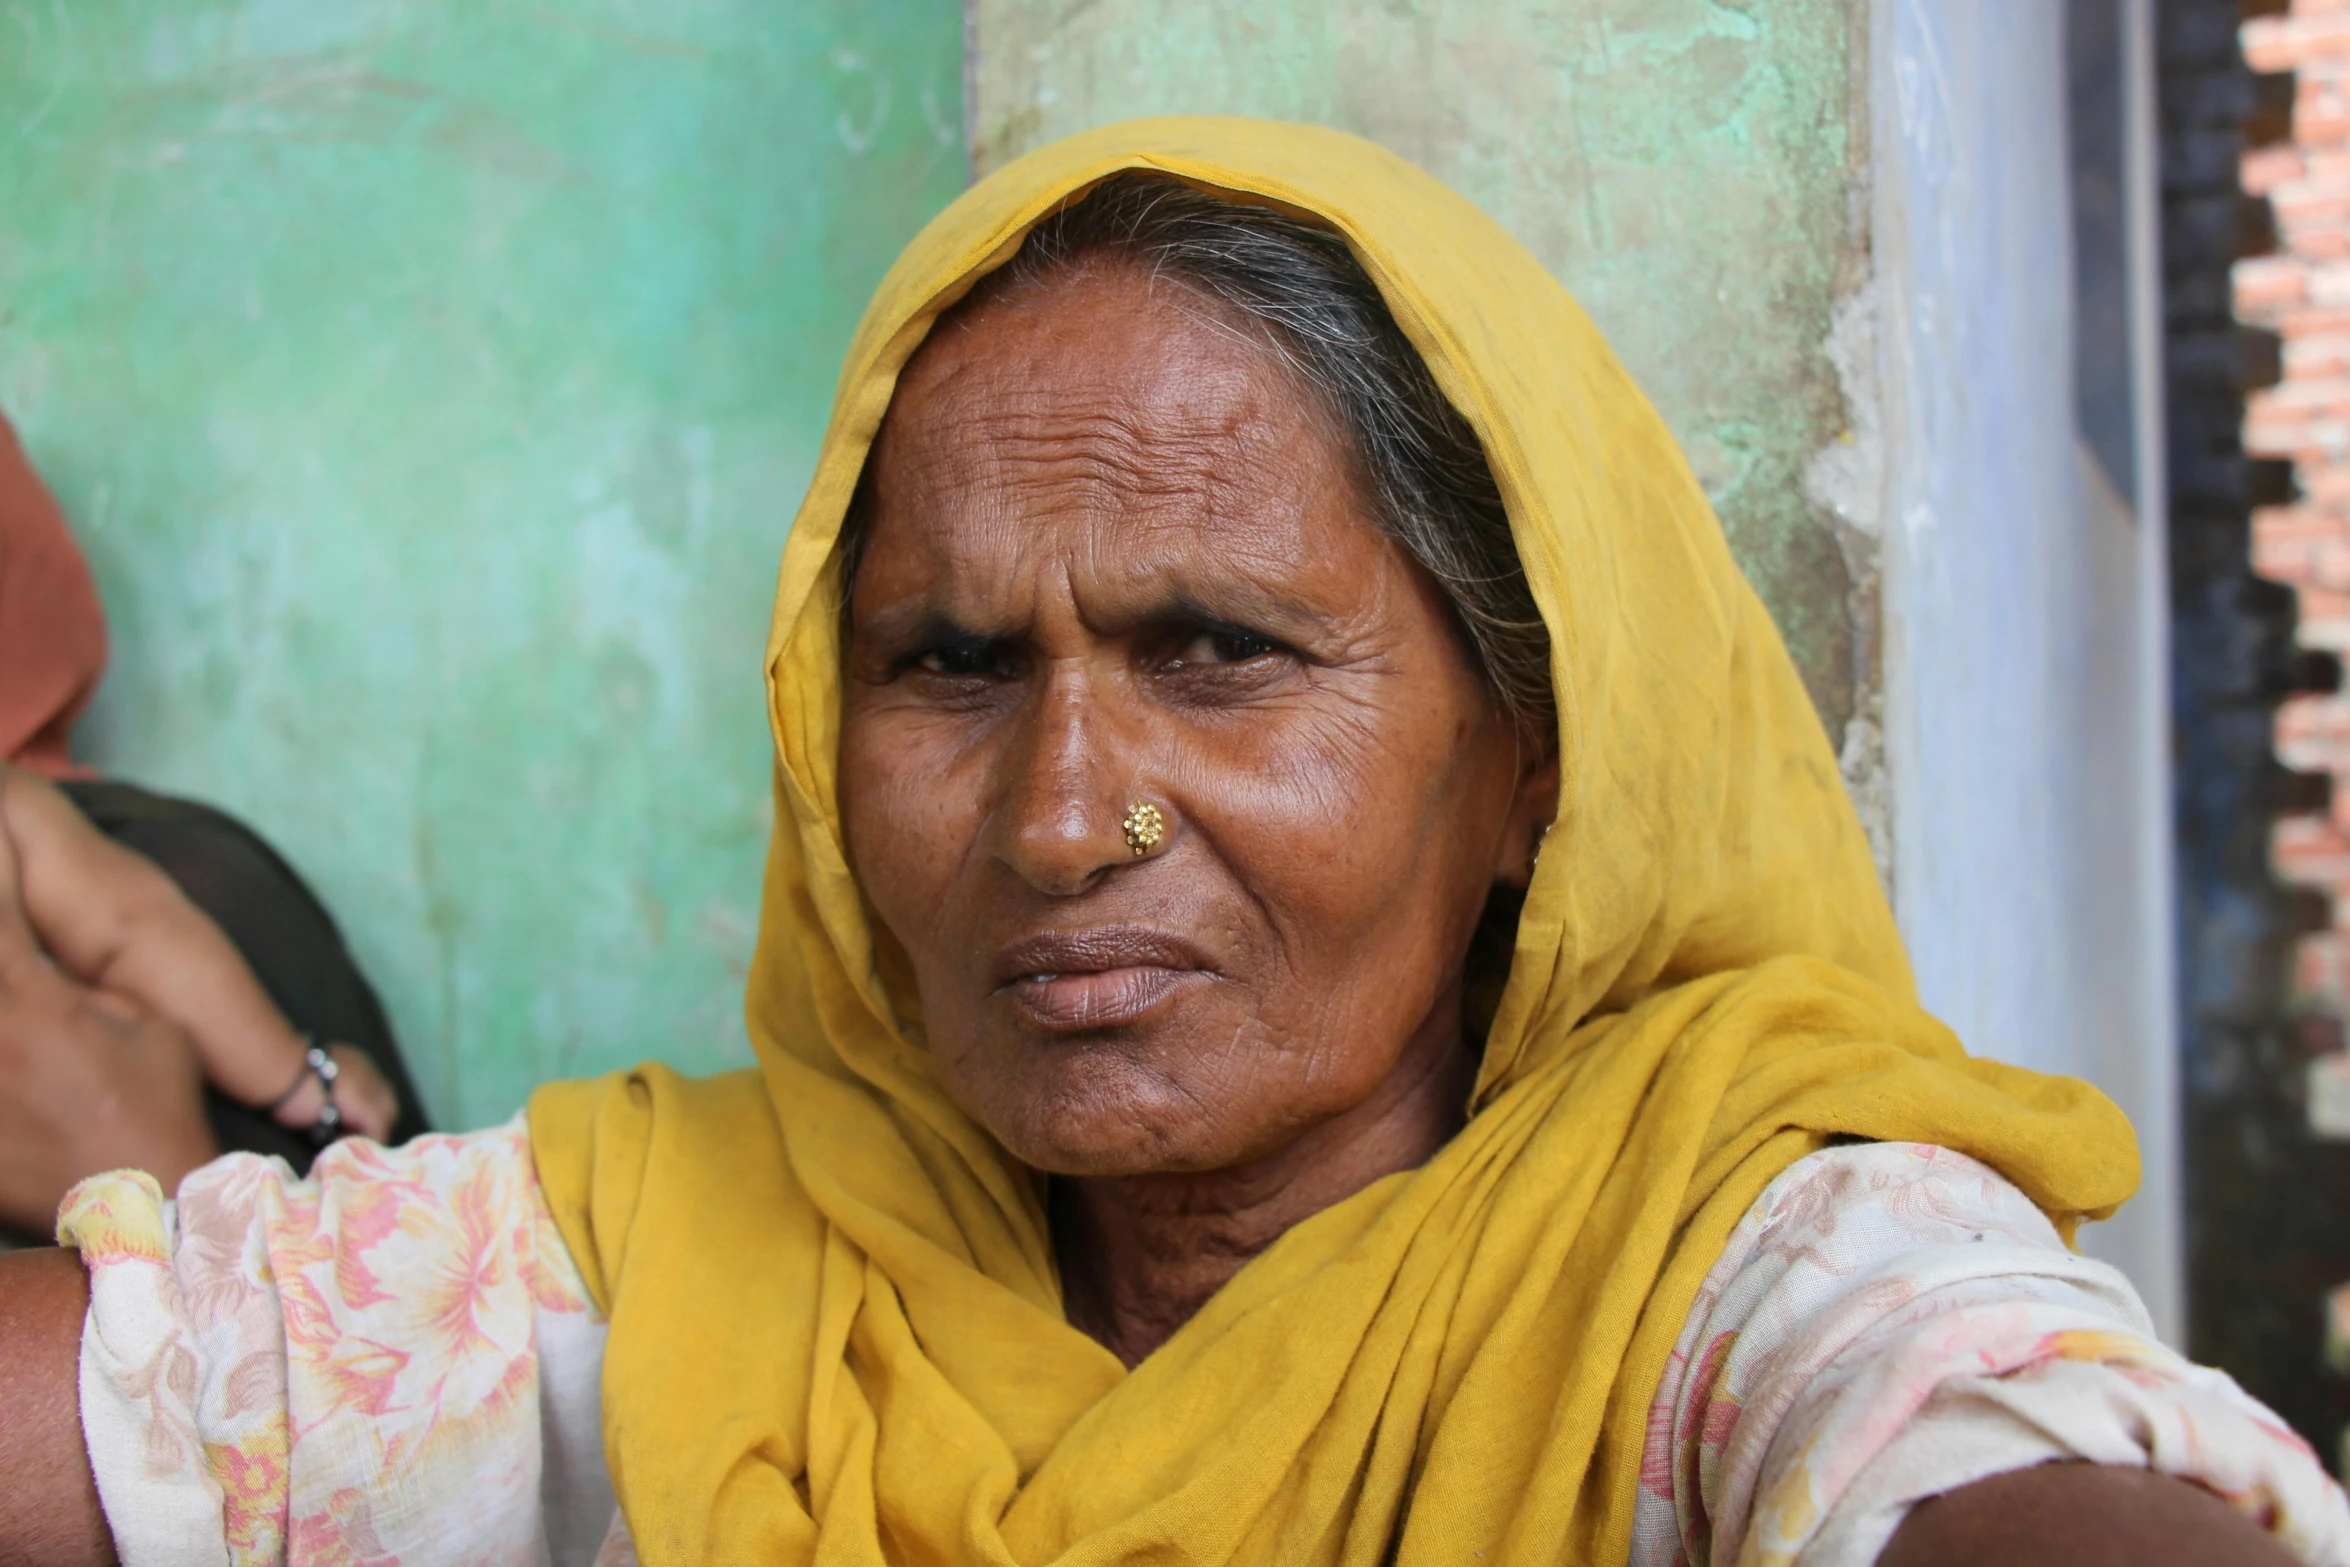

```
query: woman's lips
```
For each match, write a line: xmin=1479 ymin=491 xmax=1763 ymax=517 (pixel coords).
xmin=1008 ymin=966 xmax=1210 ymax=1030
xmin=991 ymin=925 xmax=1216 ymax=1031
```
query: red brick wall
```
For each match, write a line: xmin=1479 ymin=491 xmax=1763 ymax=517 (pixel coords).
xmin=2244 ymin=4 xmax=2350 ymax=1001
xmin=2171 ymin=0 xmax=2350 ymax=1452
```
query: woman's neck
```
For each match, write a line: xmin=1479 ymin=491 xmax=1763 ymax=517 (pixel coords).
xmin=1051 ymin=1019 xmax=1475 ymax=1368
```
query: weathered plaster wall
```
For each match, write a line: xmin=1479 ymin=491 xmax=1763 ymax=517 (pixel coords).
xmin=970 ymin=0 xmax=1886 ymax=850
xmin=0 ymin=0 xmax=965 ymax=1128
xmin=1871 ymin=0 xmax=2179 ymax=1338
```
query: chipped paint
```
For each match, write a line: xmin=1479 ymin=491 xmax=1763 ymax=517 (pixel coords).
xmin=1808 ymin=275 xmax=1892 ymax=881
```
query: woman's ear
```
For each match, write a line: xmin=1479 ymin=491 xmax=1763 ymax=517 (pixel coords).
xmin=1494 ymin=750 xmax=1560 ymax=889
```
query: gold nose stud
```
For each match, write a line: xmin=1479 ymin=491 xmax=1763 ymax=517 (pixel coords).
xmin=1121 ymin=801 xmax=1166 ymax=857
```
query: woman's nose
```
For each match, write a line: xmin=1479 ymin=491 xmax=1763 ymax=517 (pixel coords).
xmin=990 ymin=673 xmax=1142 ymax=897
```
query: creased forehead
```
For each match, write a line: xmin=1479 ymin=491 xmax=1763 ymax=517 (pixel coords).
xmin=897 ymin=250 xmax=1357 ymax=459
xmin=849 ymin=269 xmax=1407 ymax=649
xmin=845 ymin=260 xmax=1377 ymax=608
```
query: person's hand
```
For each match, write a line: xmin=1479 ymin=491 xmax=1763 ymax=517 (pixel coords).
xmin=0 ymin=898 xmax=216 ymax=1234
xmin=327 ymin=1045 xmax=400 ymax=1142
xmin=268 ymin=1042 xmax=400 ymax=1143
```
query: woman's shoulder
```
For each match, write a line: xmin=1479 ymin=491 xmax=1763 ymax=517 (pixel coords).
xmin=163 ymin=1113 xmax=591 ymax=1316
xmin=1742 ymin=1138 xmax=2076 ymax=1257
xmin=62 ymin=1115 xmax=547 ymax=1254
xmin=63 ymin=1113 xmax=602 ymax=1399
xmin=63 ymin=1113 xmax=544 ymax=1242
xmin=1689 ymin=1138 xmax=2122 ymax=1354
xmin=61 ymin=1115 xmax=613 ymax=1563
xmin=62 ymin=1114 xmax=601 ymax=1429
xmin=192 ymin=1112 xmax=545 ymax=1207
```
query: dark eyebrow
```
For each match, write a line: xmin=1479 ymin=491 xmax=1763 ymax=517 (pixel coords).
xmin=1143 ymin=584 xmax=1338 ymax=645
xmin=847 ymin=576 xmax=1342 ymax=652
xmin=848 ymin=605 xmax=1003 ymax=655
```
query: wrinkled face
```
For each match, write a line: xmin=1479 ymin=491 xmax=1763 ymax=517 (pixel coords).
xmin=838 ymin=263 xmax=1545 ymax=1177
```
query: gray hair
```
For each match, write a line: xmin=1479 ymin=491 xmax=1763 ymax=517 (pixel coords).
xmin=843 ymin=173 xmax=1554 ymax=741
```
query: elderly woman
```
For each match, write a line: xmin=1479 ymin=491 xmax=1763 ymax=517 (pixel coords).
xmin=0 ymin=120 xmax=2342 ymax=1567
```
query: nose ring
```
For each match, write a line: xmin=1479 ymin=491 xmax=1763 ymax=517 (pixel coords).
xmin=1121 ymin=801 xmax=1166 ymax=858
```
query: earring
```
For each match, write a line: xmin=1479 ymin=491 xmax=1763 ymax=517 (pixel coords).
xmin=1533 ymin=823 xmax=1551 ymax=865
xmin=1122 ymin=801 xmax=1166 ymax=857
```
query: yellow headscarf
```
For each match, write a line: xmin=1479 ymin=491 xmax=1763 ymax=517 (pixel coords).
xmin=531 ymin=117 xmax=2137 ymax=1565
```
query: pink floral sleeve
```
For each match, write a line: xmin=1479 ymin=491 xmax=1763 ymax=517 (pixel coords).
xmin=1630 ymin=1142 xmax=2350 ymax=1567
xmin=58 ymin=1117 xmax=622 ymax=1567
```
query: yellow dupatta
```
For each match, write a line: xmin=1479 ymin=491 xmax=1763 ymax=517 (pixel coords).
xmin=529 ymin=117 xmax=2138 ymax=1565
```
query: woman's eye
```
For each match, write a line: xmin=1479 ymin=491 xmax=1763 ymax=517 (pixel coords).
xmin=913 ymin=639 xmax=1010 ymax=678
xmin=1171 ymin=628 xmax=1279 ymax=667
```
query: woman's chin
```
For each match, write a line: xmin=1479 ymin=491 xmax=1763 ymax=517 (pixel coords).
xmin=961 ymin=1047 xmax=1260 ymax=1179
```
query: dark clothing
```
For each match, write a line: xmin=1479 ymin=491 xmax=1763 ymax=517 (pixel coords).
xmin=59 ymin=780 xmax=430 ymax=1169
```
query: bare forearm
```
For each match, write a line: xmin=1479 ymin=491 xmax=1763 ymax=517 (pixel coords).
xmin=1879 ymin=1461 xmax=2301 ymax=1567
xmin=0 ymin=1248 xmax=114 ymax=1567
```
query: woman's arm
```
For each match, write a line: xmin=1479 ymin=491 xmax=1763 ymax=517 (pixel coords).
xmin=0 ymin=1247 xmax=114 ymax=1567
xmin=1880 ymin=1462 xmax=2300 ymax=1567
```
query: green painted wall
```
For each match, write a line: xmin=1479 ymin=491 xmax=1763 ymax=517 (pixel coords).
xmin=0 ymin=0 xmax=966 ymax=1128
xmin=3 ymin=0 xmax=1875 ymax=1130
xmin=973 ymin=0 xmax=1879 ymax=796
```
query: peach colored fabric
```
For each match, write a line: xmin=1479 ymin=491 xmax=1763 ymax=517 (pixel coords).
xmin=0 ymin=411 xmax=105 ymax=777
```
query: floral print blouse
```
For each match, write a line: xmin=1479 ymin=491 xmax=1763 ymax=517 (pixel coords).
xmin=58 ymin=1126 xmax=2350 ymax=1567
